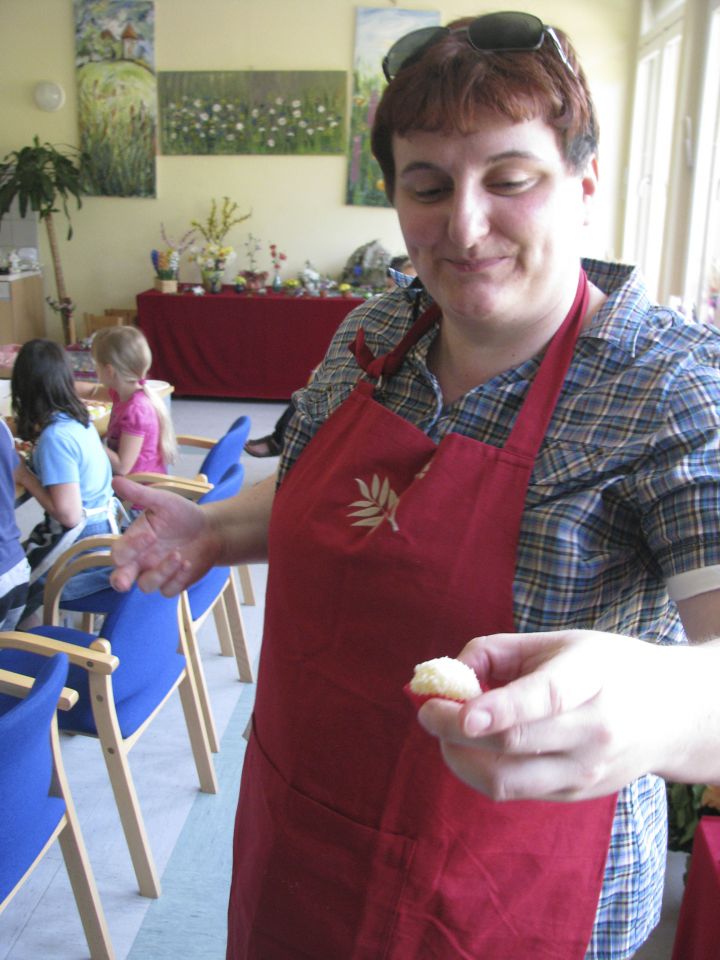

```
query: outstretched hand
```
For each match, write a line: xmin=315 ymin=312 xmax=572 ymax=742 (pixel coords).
xmin=110 ymin=477 xmax=221 ymax=596
xmin=417 ymin=630 xmax=681 ymax=802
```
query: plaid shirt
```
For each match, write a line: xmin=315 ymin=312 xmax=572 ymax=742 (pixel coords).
xmin=281 ymin=259 xmax=720 ymax=958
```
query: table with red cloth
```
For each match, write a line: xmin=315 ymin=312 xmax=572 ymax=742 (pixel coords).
xmin=672 ymin=816 xmax=720 ymax=960
xmin=136 ymin=287 xmax=365 ymax=400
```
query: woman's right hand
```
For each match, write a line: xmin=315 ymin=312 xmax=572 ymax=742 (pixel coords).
xmin=110 ymin=477 xmax=221 ymax=596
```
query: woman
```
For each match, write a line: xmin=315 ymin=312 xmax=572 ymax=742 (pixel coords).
xmin=111 ymin=12 xmax=720 ymax=959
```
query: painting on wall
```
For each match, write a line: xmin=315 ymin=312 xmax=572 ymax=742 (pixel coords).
xmin=346 ymin=6 xmax=440 ymax=208
xmin=74 ymin=0 xmax=156 ymax=198
xmin=158 ymin=71 xmax=347 ymax=156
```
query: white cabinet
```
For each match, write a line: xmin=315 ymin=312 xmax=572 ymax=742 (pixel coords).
xmin=0 ymin=272 xmax=45 ymax=344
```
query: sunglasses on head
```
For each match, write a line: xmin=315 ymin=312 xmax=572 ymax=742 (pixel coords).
xmin=382 ymin=11 xmax=576 ymax=83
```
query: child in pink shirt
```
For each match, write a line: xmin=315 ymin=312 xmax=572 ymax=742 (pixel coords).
xmin=92 ymin=326 xmax=176 ymax=477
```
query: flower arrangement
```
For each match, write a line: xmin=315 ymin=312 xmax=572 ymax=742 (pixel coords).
xmin=151 ymin=248 xmax=180 ymax=280
xmin=192 ymin=243 xmax=236 ymax=273
xmin=268 ymin=242 xmax=287 ymax=291
xmin=244 ymin=232 xmax=262 ymax=273
xmin=191 ymin=197 xmax=250 ymax=247
xmin=189 ymin=197 xmax=250 ymax=287
xmin=269 ymin=243 xmax=286 ymax=272
xmin=238 ymin=233 xmax=267 ymax=291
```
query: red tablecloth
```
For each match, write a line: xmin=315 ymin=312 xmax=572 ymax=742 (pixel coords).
xmin=136 ymin=287 xmax=365 ymax=400
xmin=672 ymin=816 xmax=720 ymax=960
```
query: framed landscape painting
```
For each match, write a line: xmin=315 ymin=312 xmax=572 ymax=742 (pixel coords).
xmin=158 ymin=71 xmax=347 ymax=156
xmin=346 ymin=6 xmax=440 ymax=207
xmin=74 ymin=0 xmax=157 ymax=197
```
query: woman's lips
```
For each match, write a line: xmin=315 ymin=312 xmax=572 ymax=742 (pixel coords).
xmin=446 ymin=256 xmax=509 ymax=272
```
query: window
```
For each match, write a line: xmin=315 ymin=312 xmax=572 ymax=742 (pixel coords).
xmin=622 ymin=7 xmax=683 ymax=301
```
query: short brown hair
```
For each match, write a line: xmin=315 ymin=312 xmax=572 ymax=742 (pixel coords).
xmin=371 ymin=17 xmax=598 ymax=201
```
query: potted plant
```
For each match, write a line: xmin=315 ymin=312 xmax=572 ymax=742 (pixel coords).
xmin=0 ymin=136 xmax=86 ymax=344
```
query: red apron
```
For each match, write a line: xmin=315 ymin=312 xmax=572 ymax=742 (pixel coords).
xmin=228 ymin=271 xmax=618 ymax=959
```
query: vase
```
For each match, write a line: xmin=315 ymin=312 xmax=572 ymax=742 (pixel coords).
xmin=271 ymin=270 xmax=283 ymax=293
xmin=154 ymin=277 xmax=178 ymax=294
xmin=201 ymin=270 xmax=224 ymax=294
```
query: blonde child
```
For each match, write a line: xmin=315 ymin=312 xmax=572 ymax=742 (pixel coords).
xmin=91 ymin=326 xmax=176 ymax=476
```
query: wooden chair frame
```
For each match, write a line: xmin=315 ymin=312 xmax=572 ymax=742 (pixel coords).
xmin=0 ymin=653 xmax=115 ymax=959
xmin=27 ymin=548 xmax=218 ymax=899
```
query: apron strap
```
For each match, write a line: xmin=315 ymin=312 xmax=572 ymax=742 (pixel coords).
xmin=26 ymin=498 xmax=123 ymax=584
xmin=504 ymin=268 xmax=589 ymax=459
xmin=350 ymin=300 xmax=441 ymax=380
xmin=349 ymin=267 xmax=589 ymax=461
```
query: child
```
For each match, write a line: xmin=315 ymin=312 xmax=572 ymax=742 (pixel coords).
xmin=91 ymin=326 xmax=176 ymax=476
xmin=11 ymin=339 xmax=118 ymax=625
xmin=0 ymin=417 xmax=30 ymax=629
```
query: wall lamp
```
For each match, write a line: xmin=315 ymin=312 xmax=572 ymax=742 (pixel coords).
xmin=34 ymin=81 xmax=66 ymax=112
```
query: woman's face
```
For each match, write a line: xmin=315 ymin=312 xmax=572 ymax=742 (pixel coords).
xmin=392 ymin=111 xmax=597 ymax=341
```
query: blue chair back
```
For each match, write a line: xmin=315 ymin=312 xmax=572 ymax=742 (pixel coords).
xmin=0 ymin=586 xmax=185 ymax=740
xmin=0 ymin=653 xmax=69 ymax=902
xmin=199 ymin=416 xmax=250 ymax=486
xmin=186 ymin=463 xmax=246 ymax=619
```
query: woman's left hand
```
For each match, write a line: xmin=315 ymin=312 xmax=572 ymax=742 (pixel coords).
xmin=416 ymin=630 xmax=695 ymax=802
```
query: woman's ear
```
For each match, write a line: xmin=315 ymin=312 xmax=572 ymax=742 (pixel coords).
xmin=580 ymin=156 xmax=599 ymax=225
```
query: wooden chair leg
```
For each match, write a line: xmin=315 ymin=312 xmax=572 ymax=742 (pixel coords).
xmin=51 ymin=722 xmax=115 ymax=959
xmin=237 ymin=564 xmax=256 ymax=606
xmin=177 ymin=670 xmax=218 ymax=795
xmin=222 ymin=577 xmax=254 ymax=683
xmin=180 ymin=599 xmax=219 ymax=753
xmin=89 ymin=673 xmax=161 ymax=899
xmin=212 ymin=590 xmax=235 ymax=658
xmin=58 ymin=820 xmax=115 ymax=959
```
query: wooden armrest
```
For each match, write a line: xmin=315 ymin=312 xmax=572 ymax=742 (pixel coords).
xmin=175 ymin=434 xmax=217 ymax=450
xmin=0 ymin=631 xmax=118 ymax=675
xmin=0 ymin=667 xmax=78 ymax=710
xmin=46 ymin=534 xmax=120 ymax=581
xmin=43 ymin=548 xmax=116 ymax=626
xmin=145 ymin=477 xmax=212 ymax=499
xmin=126 ymin=470 xmax=171 ymax=485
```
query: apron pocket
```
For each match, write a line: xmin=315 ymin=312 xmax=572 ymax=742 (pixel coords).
xmin=233 ymin=729 xmax=416 ymax=960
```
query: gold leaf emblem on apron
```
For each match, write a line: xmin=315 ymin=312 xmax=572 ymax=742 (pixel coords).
xmin=349 ymin=474 xmax=400 ymax=532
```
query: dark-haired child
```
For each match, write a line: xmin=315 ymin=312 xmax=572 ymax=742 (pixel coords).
xmin=11 ymin=339 xmax=119 ymax=625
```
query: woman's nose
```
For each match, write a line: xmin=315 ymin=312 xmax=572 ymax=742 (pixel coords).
xmin=447 ymin=188 xmax=490 ymax=248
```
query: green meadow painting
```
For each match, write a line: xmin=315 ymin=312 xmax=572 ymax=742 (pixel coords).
xmin=346 ymin=7 xmax=440 ymax=207
xmin=74 ymin=0 xmax=157 ymax=197
xmin=158 ymin=71 xmax=347 ymax=156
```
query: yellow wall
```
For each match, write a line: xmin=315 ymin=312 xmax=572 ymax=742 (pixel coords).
xmin=0 ymin=0 xmax=639 ymax=340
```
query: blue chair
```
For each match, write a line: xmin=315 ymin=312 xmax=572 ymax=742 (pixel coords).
xmin=0 ymin=648 xmax=114 ymax=958
xmin=128 ymin=414 xmax=251 ymax=494
xmin=0 ymin=571 xmax=217 ymax=899
xmin=127 ymin=416 xmax=257 ymax=607
xmin=49 ymin=464 xmax=253 ymax=755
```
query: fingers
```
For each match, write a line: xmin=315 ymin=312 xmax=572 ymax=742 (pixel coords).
xmin=438 ymin=739 xmax=609 ymax=802
xmin=455 ymin=631 xmax=606 ymax=736
xmin=136 ymin=551 xmax=192 ymax=596
xmin=111 ymin=548 xmax=192 ymax=596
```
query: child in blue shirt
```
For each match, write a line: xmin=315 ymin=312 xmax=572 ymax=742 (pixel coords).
xmin=11 ymin=339 xmax=118 ymax=625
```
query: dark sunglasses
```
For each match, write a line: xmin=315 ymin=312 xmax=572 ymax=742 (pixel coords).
xmin=382 ymin=11 xmax=576 ymax=82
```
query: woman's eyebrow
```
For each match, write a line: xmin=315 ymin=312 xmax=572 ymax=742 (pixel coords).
xmin=399 ymin=150 xmax=543 ymax=176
